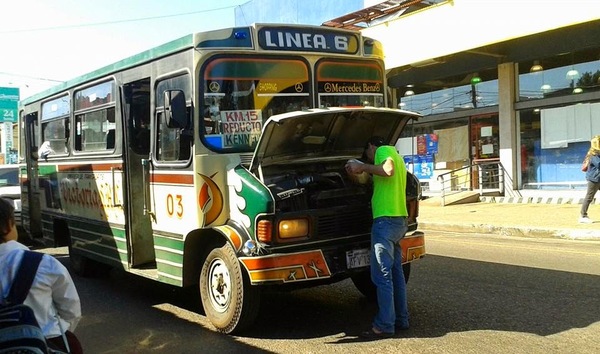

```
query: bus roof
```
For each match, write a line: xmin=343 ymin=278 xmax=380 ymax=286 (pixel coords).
xmin=21 ymin=23 xmax=368 ymax=106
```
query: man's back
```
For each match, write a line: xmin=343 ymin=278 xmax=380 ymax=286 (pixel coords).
xmin=371 ymin=145 xmax=407 ymax=218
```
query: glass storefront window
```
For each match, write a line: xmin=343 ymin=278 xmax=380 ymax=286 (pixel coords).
xmin=399 ymin=79 xmax=499 ymax=115
xmin=519 ymin=105 xmax=600 ymax=190
xmin=398 ymin=118 xmax=469 ymax=191
xmin=519 ymin=59 xmax=600 ymax=101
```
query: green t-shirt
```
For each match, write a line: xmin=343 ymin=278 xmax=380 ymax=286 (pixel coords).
xmin=371 ymin=145 xmax=408 ymax=218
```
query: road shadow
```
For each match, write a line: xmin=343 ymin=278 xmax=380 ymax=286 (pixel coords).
xmin=243 ymin=254 xmax=600 ymax=341
xmin=403 ymin=255 xmax=600 ymax=338
xmin=49 ymin=251 xmax=273 ymax=354
xmin=47 ymin=248 xmax=600 ymax=346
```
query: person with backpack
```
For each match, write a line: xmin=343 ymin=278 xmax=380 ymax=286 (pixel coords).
xmin=0 ymin=197 xmax=83 ymax=353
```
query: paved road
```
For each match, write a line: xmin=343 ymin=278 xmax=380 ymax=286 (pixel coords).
xmin=41 ymin=233 xmax=600 ymax=353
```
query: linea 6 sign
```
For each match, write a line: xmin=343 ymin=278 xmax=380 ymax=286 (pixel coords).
xmin=0 ymin=87 xmax=19 ymax=123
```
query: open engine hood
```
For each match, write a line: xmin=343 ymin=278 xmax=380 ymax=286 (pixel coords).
xmin=250 ymin=107 xmax=420 ymax=172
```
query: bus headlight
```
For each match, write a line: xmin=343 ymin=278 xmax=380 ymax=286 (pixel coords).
xmin=242 ymin=240 xmax=257 ymax=256
xmin=278 ymin=218 xmax=309 ymax=239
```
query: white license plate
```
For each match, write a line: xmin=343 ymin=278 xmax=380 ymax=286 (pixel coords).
xmin=346 ymin=248 xmax=370 ymax=269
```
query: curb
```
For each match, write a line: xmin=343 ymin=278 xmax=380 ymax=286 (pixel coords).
xmin=419 ymin=222 xmax=600 ymax=240
xmin=480 ymin=196 xmax=600 ymax=205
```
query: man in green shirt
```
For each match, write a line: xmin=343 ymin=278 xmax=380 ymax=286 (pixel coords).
xmin=345 ymin=136 xmax=409 ymax=338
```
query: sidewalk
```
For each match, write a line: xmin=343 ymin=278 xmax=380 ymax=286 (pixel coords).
xmin=418 ymin=197 xmax=600 ymax=240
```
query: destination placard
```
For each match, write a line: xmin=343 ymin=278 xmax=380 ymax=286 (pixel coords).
xmin=220 ymin=109 xmax=263 ymax=147
xmin=258 ymin=27 xmax=359 ymax=54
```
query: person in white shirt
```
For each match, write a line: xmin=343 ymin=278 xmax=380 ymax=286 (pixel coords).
xmin=0 ymin=197 xmax=83 ymax=353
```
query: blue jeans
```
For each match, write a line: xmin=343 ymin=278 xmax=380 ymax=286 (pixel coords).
xmin=371 ymin=216 xmax=409 ymax=333
xmin=581 ymin=180 xmax=600 ymax=217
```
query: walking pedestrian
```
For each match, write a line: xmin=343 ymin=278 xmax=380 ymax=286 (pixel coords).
xmin=579 ymin=135 xmax=600 ymax=223
xmin=345 ymin=136 xmax=409 ymax=339
xmin=0 ymin=197 xmax=84 ymax=353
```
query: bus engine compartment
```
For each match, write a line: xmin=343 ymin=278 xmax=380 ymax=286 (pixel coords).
xmin=261 ymin=158 xmax=421 ymax=234
xmin=265 ymin=165 xmax=369 ymax=212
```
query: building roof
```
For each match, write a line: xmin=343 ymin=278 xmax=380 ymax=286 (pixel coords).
xmin=322 ymin=0 xmax=442 ymax=30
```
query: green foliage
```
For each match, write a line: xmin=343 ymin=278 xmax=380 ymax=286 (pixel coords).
xmin=576 ymin=70 xmax=600 ymax=89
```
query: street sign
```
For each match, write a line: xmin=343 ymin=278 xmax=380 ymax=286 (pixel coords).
xmin=0 ymin=87 xmax=20 ymax=123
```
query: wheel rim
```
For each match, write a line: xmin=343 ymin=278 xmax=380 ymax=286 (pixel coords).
xmin=207 ymin=257 xmax=231 ymax=312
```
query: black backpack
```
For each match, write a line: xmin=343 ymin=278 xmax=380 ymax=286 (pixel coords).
xmin=0 ymin=250 xmax=52 ymax=354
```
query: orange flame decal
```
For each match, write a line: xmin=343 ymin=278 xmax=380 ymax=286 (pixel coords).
xmin=198 ymin=173 xmax=223 ymax=226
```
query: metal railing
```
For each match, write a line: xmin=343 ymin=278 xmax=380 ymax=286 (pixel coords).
xmin=436 ymin=159 xmax=521 ymax=206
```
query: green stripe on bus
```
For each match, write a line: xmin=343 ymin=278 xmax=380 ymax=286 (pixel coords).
xmin=156 ymin=262 xmax=183 ymax=279
xmin=153 ymin=235 xmax=184 ymax=252
xmin=38 ymin=165 xmax=58 ymax=175
xmin=154 ymin=248 xmax=183 ymax=264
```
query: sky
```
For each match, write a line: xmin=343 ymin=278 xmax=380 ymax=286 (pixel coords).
xmin=0 ymin=0 xmax=248 ymax=99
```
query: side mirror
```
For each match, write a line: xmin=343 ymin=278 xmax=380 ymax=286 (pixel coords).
xmin=164 ymin=90 xmax=188 ymax=129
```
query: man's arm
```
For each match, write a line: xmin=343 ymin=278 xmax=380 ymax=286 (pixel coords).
xmin=49 ymin=258 xmax=82 ymax=331
xmin=346 ymin=158 xmax=395 ymax=177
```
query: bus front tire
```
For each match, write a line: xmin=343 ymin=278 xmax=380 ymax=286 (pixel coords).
xmin=199 ymin=243 xmax=260 ymax=334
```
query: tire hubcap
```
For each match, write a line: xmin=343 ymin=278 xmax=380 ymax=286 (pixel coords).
xmin=208 ymin=258 xmax=231 ymax=312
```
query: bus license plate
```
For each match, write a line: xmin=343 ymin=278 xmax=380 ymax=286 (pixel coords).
xmin=346 ymin=249 xmax=370 ymax=269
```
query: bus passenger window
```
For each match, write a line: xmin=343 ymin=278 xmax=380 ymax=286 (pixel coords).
xmin=156 ymin=107 xmax=192 ymax=162
xmin=40 ymin=118 xmax=69 ymax=158
xmin=75 ymin=107 xmax=116 ymax=152
xmin=155 ymin=74 xmax=192 ymax=163
xmin=106 ymin=130 xmax=115 ymax=149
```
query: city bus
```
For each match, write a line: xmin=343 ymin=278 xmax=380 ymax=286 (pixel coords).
xmin=18 ymin=23 xmax=425 ymax=334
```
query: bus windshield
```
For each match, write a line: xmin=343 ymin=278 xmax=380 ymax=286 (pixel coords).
xmin=202 ymin=56 xmax=310 ymax=152
xmin=316 ymin=59 xmax=384 ymax=108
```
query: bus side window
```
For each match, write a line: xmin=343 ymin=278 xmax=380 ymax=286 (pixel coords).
xmin=40 ymin=117 xmax=69 ymax=158
xmin=155 ymin=74 xmax=192 ymax=163
xmin=156 ymin=107 xmax=192 ymax=162
xmin=75 ymin=107 xmax=116 ymax=152
xmin=106 ymin=129 xmax=115 ymax=149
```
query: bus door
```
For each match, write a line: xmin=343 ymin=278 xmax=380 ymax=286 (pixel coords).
xmin=120 ymin=79 xmax=155 ymax=267
xmin=23 ymin=112 xmax=42 ymax=239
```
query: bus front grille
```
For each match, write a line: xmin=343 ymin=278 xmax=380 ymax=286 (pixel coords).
xmin=316 ymin=208 xmax=371 ymax=239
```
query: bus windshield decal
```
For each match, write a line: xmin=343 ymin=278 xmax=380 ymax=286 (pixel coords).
xmin=258 ymin=27 xmax=359 ymax=54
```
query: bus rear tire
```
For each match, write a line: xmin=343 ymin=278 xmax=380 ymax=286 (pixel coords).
xmin=199 ymin=243 xmax=260 ymax=334
xmin=351 ymin=263 xmax=411 ymax=301
xmin=69 ymin=246 xmax=111 ymax=278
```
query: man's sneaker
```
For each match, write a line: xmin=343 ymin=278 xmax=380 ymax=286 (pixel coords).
xmin=579 ymin=216 xmax=593 ymax=224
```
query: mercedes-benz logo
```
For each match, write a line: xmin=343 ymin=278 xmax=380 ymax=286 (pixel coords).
xmin=294 ymin=83 xmax=303 ymax=93
xmin=209 ymin=81 xmax=220 ymax=93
